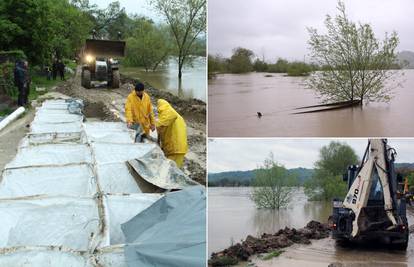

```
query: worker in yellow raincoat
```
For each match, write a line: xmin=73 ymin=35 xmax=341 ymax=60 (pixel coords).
xmin=125 ymin=83 xmax=155 ymax=141
xmin=156 ymin=99 xmax=188 ymax=168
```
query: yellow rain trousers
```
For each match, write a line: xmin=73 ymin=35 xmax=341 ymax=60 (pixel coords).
xmin=125 ymin=91 xmax=155 ymax=135
xmin=156 ymin=99 xmax=188 ymax=168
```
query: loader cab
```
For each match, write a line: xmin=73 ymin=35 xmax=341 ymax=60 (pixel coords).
xmin=331 ymin=143 xmax=409 ymax=250
xmin=81 ymin=39 xmax=125 ymax=89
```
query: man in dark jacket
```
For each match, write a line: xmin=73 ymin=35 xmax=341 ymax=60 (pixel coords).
xmin=14 ymin=60 xmax=30 ymax=106
xmin=58 ymin=60 xmax=65 ymax=80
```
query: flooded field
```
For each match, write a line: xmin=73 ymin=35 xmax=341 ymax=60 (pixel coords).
xmin=208 ymin=70 xmax=414 ymax=137
xmin=121 ymin=57 xmax=206 ymax=101
xmin=208 ymin=187 xmax=414 ymax=266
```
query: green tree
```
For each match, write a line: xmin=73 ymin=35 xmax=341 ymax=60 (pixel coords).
xmin=307 ymin=0 xmax=402 ymax=104
xmin=49 ymin=0 xmax=92 ymax=60
xmin=304 ymin=141 xmax=359 ymax=200
xmin=0 ymin=0 xmax=93 ymax=64
xmin=251 ymin=153 xmax=298 ymax=209
xmin=267 ymin=58 xmax=289 ymax=73
xmin=287 ymin=62 xmax=312 ymax=76
xmin=150 ymin=0 xmax=206 ymax=80
xmin=208 ymin=54 xmax=227 ymax=75
xmin=228 ymin=47 xmax=254 ymax=73
xmin=253 ymin=58 xmax=268 ymax=72
xmin=124 ymin=18 xmax=172 ymax=71
xmin=0 ymin=0 xmax=52 ymax=64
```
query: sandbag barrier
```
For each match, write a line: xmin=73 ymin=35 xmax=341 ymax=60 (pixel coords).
xmin=0 ymin=99 xmax=197 ymax=266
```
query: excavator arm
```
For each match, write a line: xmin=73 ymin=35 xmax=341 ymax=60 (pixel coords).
xmin=342 ymin=139 xmax=397 ymax=237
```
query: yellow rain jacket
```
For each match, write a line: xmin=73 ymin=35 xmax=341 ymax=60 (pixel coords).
xmin=125 ymin=91 xmax=155 ymax=135
xmin=156 ymin=99 xmax=188 ymax=161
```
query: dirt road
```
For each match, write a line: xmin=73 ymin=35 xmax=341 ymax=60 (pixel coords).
xmin=56 ymin=67 xmax=206 ymax=184
xmin=0 ymin=109 xmax=34 ymax=173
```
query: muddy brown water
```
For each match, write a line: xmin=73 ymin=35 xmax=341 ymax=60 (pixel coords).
xmin=208 ymin=187 xmax=414 ymax=266
xmin=208 ymin=70 xmax=414 ymax=137
xmin=121 ymin=57 xmax=206 ymax=102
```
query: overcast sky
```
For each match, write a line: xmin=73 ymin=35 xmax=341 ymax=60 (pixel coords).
xmin=208 ymin=139 xmax=414 ymax=173
xmin=208 ymin=0 xmax=414 ymax=61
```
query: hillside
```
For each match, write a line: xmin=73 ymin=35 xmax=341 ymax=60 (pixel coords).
xmin=208 ymin=163 xmax=414 ymax=187
xmin=397 ymin=51 xmax=414 ymax=68
xmin=208 ymin=168 xmax=314 ymax=186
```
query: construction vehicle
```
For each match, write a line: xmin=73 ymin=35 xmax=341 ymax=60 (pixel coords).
xmin=81 ymin=39 xmax=125 ymax=89
xmin=330 ymin=139 xmax=409 ymax=250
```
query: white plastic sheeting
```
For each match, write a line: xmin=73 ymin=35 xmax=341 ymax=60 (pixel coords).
xmin=0 ymin=196 xmax=100 ymax=250
xmin=83 ymin=122 xmax=135 ymax=144
xmin=5 ymin=144 xmax=92 ymax=169
xmin=0 ymin=164 xmax=97 ymax=197
xmin=97 ymin=163 xmax=142 ymax=194
xmin=0 ymin=247 xmax=94 ymax=267
xmin=0 ymin=99 xmax=203 ymax=266
xmin=28 ymin=100 xmax=84 ymax=145
xmin=92 ymin=143 xmax=157 ymax=165
xmin=102 ymin=194 xmax=162 ymax=246
xmin=128 ymin=148 xmax=199 ymax=190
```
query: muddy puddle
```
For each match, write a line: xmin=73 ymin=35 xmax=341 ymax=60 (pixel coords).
xmin=208 ymin=69 xmax=414 ymax=137
xmin=121 ymin=57 xmax=206 ymax=101
xmin=208 ymin=187 xmax=414 ymax=266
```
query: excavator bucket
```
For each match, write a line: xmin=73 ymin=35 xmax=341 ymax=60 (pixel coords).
xmin=84 ymin=39 xmax=126 ymax=58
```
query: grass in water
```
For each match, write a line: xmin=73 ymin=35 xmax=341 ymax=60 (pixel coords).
xmin=261 ymin=250 xmax=284 ymax=260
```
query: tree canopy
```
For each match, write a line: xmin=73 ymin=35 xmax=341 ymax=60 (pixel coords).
xmin=304 ymin=141 xmax=359 ymax=201
xmin=151 ymin=0 xmax=206 ymax=79
xmin=0 ymin=0 xmax=206 ymax=70
xmin=124 ymin=18 xmax=172 ymax=71
xmin=251 ymin=153 xmax=298 ymax=209
xmin=307 ymin=0 xmax=402 ymax=104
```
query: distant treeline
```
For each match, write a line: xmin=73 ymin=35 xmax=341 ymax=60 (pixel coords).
xmin=208 ymin=46 xmax=403 ymax=78
xmin=208 ymin=168 xmax=314 ymax=187
xmin=208 ymin=47 xmax=317 ymax=77
xmin=209 ymin=163 xmax=414 ymax=188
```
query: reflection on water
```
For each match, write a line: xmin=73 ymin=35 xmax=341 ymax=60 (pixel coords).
xmin=208 ymin=187 xmax=331 ymax=255
xmin=208 ymin=70 xmax=414 ymax=137
xmin=121 ymin=57 xmax=206 ymax=101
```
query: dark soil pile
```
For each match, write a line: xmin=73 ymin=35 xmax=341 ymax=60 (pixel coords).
xmin=210 ymin=221 xmax=331 ymax=266
xmin=120 ymin=75 xmax=206 ymax=125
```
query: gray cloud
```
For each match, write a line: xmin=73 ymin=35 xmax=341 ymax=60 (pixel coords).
xmin=208 ymin=139 xmax=414 ymax=173
xmin=208 ymin=0 xmax=414 ymax=61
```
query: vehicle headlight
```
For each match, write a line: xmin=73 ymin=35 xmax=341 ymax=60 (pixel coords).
xmin=109 ymin=58 xmax=114 ymax=63
xmin=85 ymin=55 xmax=93 ymax=63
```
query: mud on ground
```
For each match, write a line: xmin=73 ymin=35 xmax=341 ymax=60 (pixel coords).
xmin=55 ymin=67 xmax=206 ymax=185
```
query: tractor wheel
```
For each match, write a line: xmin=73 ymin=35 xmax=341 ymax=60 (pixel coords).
xmin=82 ymin=69 xmax=91 ymax=89
xmin=111 ymin=70 xmax=120 ymax=88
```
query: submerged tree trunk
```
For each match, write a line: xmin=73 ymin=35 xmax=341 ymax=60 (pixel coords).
xmin=178 ymin=62 xmax=183 ymax=80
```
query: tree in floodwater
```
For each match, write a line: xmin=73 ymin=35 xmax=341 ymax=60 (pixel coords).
xmin=124 ymin=18 xmax=172 ymax=71
xmin=228 ymin=47 xmax=254 ymax=73
xmin=307 ymin=0 xmax=403 ymax=104
xmin=251 ymin=153 xmax=298 ymax=210
xmin=150 ymin=0 xmax=206 ymax=80
xmin=304 ymin=142 xmax=359 ymax=201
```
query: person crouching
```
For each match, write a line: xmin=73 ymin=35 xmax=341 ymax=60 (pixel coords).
xmin=156 ymin=99 xmax=188 ymax=168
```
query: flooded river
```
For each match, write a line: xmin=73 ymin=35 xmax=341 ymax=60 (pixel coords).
xmin=208 ymin=187 xmax=414 ymax=266
xmin=208 ymin=70 xmax=414 ymax=137
xmin=121 ymin=57 xmax=206 ymax=101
